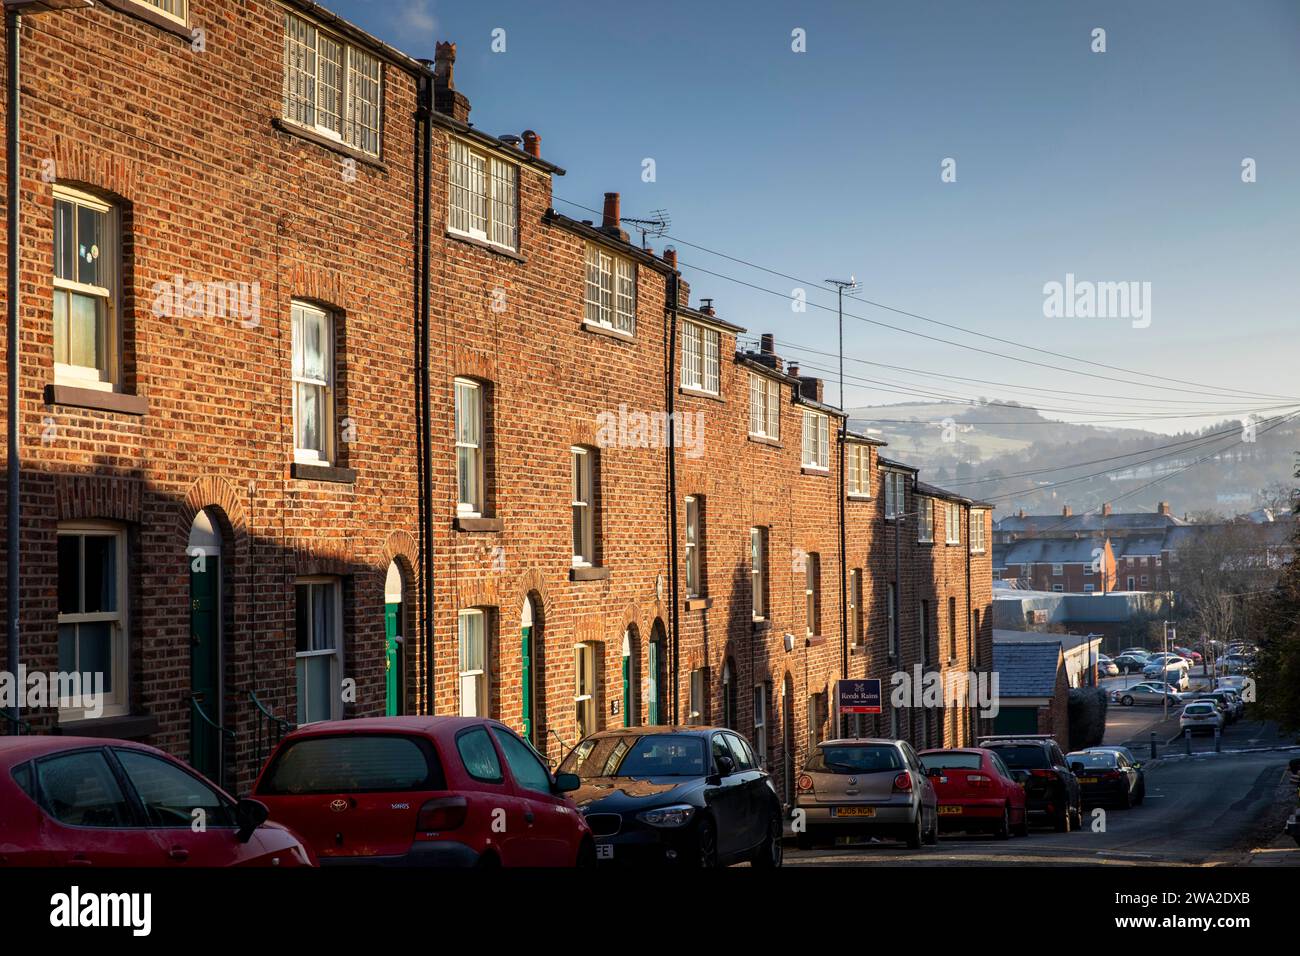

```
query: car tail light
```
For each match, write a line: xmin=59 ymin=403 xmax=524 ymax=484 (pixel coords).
xmin=1102 ymin=771 xmax=1123 ymax=781
xmin=892 ymin=771 xmax=913 ymax=793
xmin=1030 ymin=769 xmax=1059 ymax=781
xmin=797 ymin=774 xmax=814 ymax=793
xmin=966 ymin=774 xmax=991 ymax=788
xmin=416 ymin=795 xmax=467 ymax=832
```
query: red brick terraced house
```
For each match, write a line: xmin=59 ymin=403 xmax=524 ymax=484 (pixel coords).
xmin=0 ymin=0 xmax=995 ymax=800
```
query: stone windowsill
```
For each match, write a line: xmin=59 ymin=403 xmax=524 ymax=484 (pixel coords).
xmin=580 ymin=321 xmax=636 ymax=344
xmin=801 ymin=466 xmax=830 ymax=477
xmin=678 ymin=386 xmax=724 ymax=404
xmin=805 ymin=634 xmax=827 ymax=648
xmin=57 ymin=713 xmax=160 ymax=739
xmin=684 ymin=596 xmax=713 ymax=612
xmin=291 ymin=462 xmax=358 ymax=484
xmin=747 ymin=434 xmax=781 ymax=448
xmin=101 ymin=0 xmax=193 ymax=41
xmin=569 ymin=566 xmax=610 ymax=582
xmin=446 ymin=230 xmax=525 ymax=263
xmin=455 ymin=516 xmax=503 ymax=533
xmin=45 ymin=383 xmax=147 ymax=416
xmin=271 ymin=118 xmax=388 ymax=171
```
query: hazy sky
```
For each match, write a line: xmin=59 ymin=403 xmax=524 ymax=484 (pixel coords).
xmin=328 ymin=0 xmax=1300 ymax=435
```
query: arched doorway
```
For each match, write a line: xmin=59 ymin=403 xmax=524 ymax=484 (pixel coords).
xmin=782 ymin=673 xmax=795 ymax=808
xmin=622 ymin=625 xmax=640 ymax=727
xmin=520 ymin=595 xmax=540 ymax=745
xmin=187 ymin=510 xmax=223 ymax=783
xmin=384 ymin=562 xmax=406 ymax=716
xmin=647 ymin=620 xmax=667 ymax=725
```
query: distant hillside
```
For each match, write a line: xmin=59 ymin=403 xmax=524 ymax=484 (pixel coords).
xmin=848 ymin=400 xmax=1299 ymax=518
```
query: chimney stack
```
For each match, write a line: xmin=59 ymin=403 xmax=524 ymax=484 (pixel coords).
xmin=699 ymin=298 xmax=715 ymax=316
xmin=760 ymin=333 xmax=775 ymax=355
xmin=1062 ymin=505 xmax=1072 ymax=517
xmin=1102 ymin=503 xmax=1112 ymax=517
xmin=521 ymin=129 xmax=541 ymax=158
xmin=788 ymin=363 xmax=800 ymax=378
xmin=600 ymin=192 xmax=628 ymax=241
xmin=433 ymin=42 xmax=471 ymax=122
xmin=663 ymin=247 xmax=677 ymax=270
xmin=1017 ymin=508 xmax=1026 ymax=518
xmin=1158 ymin=501 xmax=1171 ymax=516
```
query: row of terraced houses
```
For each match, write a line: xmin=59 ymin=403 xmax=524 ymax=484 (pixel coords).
xmin=0 ymin=0 xmax=993 ymax=799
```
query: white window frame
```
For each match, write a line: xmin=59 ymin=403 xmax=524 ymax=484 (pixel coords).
xmin=847 ymin=444 xmax=870 ymax=496
xmin=454 ymin=378 xmax=485 ymax=517
xmin=970 ymin=510 xmax=986 ymax=553
xmin=884 ymin=472 xmax=906 ymax=520
xmin=295 ymin=577 xmax=344 ymax=725
xmin=1052 ymin=563 xmax=1064 ymax=576
xmin=805 ymin=552 xmax=820 ymax=637
xmin=53 ymin=186 xmax=118 ymax=391
xmin=749 ymin=373 xmax=780 ymax=440
xmin=802 ymin=410 xmax=829 ymax=470
xmin=56 ymin=522 xmax=129 ymax=720
xmin=681 ymin=321 xmax=720 ymax=394
xmin=1083 ymin=583 xmax=1096 ymax=593
xmin=750 ymin=527 xmax=767 ymax=621
xmin=753 ymin=684 xmax=768 ymax=768
xmin=571 ymin=447 xmax=595 ymax=567
xmin=448 ymin=138 xmax=519 ymax=251
xmin=291 ymin=302 xmax=336 ymax=465
xmin=139 ymin=0 xmax=187 ymax=25
xmin=584 ymin=244 xmax=636 ymax=334
xmin=849 ymin=568 xmax=864 ymax=645
xmin=458 ymin=608 xmax=489 ymax=717
xmin=917 ymin=497 xmax=934 ymax=543
xmin=945 ymin=501 xmax=961 ymax=545
xmin=684 ymin=496 xmax=702 ymax=597
xmin=282 ymin=12 xmax=384 ymax=157
xmin=574 ymin=642 xmax=598 ymax=739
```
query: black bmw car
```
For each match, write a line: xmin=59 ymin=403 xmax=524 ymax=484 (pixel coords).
xmin=560 ymin=726 xmax=783 ymax=868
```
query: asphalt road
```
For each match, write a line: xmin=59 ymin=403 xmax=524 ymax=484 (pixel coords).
xmin=784 ymin=718 xmax=1298 ymax=867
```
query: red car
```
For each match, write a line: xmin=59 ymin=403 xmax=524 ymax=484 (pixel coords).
xmin=0 ymin=737 xmax=311 ymax=867
xmin=918 ymin=747 xmax=1029 ymax=839
xmin=253 ymin=716 xmax=594 ymax=867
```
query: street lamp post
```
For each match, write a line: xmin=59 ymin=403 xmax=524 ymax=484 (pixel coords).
xmin=4 ymin=0 xmax=93 ymax=729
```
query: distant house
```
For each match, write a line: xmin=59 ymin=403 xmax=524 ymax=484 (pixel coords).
xmin=990 ymin=641 xmax=1070 ymax=744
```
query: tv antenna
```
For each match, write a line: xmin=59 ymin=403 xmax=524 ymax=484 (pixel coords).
xmin=622 ymin=209 xmax=671 ymax=249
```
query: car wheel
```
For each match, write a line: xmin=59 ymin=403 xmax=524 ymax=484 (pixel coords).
xmin=795 ymin=830 xmax=814 ymax=851
xmin=1069 ymin=806 xmax=1083 ymax=831
xmin=994 ymin=805 xmax=1011 ymax=840
xmin=1121 ymin=695 xmax=1134 ymax=706
xmin=1013 ymin=808 xmax=1030 ymax=837
xmin=751 ymin=814 xmax=784 ymax=868
xmin=905 ymin=810 xmax=924 ymax=849
xmin=695 ymin=816 xmax=719 ymax=868
xmin=1135 ymin=781 xmax=1145 ymax=805
xmin=1053 ymin=806 xmax=1070 ymax=832
xmin=475 ymin=850 xmax=501 ymax=869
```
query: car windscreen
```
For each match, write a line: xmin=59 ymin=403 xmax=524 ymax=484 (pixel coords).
xmin=1067 ymin=752 xmax=1116 ymax=769
xmin=258 ymin=734 xmax=443 ymax=794
xmin=1183 ymin=704 xmax=1216 ymax=715
xmin=805 ymin=744 xmax=903 ymax=774
xmin=987 ymin=745 xmax=1050 ymax=769
xmin=919 ymin=752 xmax=982 ymax=771
xmin=559 ymin=734 xmax=707 ymax=779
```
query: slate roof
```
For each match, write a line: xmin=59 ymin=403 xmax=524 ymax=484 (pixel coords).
xmin=991 ymin=641 xmax=1063 ymax=698
xmin=1000 ymin=538 xmax=1102 ymax=565
xmin=994 ymin=512 xmax=1187 ymax=535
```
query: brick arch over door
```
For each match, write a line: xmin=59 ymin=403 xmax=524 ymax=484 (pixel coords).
xmin=176 ymin=476 xmax=249 ymax=567
xmin=53 ymin=136 xmax=139 ymax=200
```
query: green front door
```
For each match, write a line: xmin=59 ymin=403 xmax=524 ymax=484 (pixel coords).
xmin=647 ymin=640 xmax=661 ymax=725
xmin=521 ymin=624 xmax=534 ymax=743
xmin=189 ymin=557 xmax=220 ymax=782
xmin=385 ymin=602 xmax=402 ymax=716
xmin=993 ymin=705 xmax=1039 ymax=736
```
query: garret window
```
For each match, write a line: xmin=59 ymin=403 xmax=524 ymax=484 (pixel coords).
xmin=448 ymin=139 xmax=519 ymax=251
xmin=801 ymin=410 xmax=829 ymax=470
xmin=584 ymin=244 xmax=636 ymax=334
xmin=282 ymin=11 xmax=384 ymax=157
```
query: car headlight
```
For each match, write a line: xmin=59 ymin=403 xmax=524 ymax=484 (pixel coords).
xmin=637 ymin=805 xmax=696 ymax=828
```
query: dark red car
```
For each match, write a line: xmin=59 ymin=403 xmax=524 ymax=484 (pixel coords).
xmin=253 ymin=716 xmax=594 ymax=867
xmin=918 ymin=747 xmax=1029 ymax=839
xmin=0 ymin=737 xmax=311 ymax=867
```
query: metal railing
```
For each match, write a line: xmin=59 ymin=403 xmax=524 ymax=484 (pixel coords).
xmin=189 ymin=694 xmax=236 ymax=743
xmin=248 ymin=690 xmax=294 ymax=765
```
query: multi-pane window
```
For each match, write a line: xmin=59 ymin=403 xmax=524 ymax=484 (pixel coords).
xmin=571 ymin=447 xmax=595 ymax=566
xmin=681 ymin=322 xmax=720 ymax=394
xmin=750 ymin=527 xmax=768 ymax=620
xmin=458 ymin=609 xmax=489 ymax=717
xmin=574 ymin=642 xmax=598 ymax=739
xmin=884 ymin=471 xmax=906 ymax=519
xmin=53 ymin=187 xmax=117 ymax=389
xmin=684 ymin=496 xmax=703 ymax=597
xmin=970 ymin=510 xmax=986 ymax=553
xmin=57 ymin=525 xmax=127 ymax=718
xmin=802 ymin=410 xmax=829 ymax=470
xmin=448 ymin=139 xmax=518 ymax=250
xmin=584 ymin=244 xmax=636 ymax=334
xmin=141 ymin=0 xmax=187 ymax=23
xmin=454 ymin=379 xmax=484 ymax=516
xmin=945 ymin=501 xmax=961 ymax=545
xmin=850 ymin=569 xmax=864 ymax=645
xmin=689 ymin=669 xmax=706 ymax=724
xmin=291 ymin=302 xmax=335 ymax=465
xmin=296 ymin=578 xmax=342 ymax=725
xmin=753 ymin=684 xmax=769 ymax=768
xmin=847 ymin=444 xmax=870 ymax=496
xmin=749 ymin=373 xmax=780 ymax=440
xmin=805 ymin=552 xmax=821 ymax=637
xmin=282 ymin=13 xmax=384 ymax=157
xmin=917 ymin=497 xmax=934 ymax=542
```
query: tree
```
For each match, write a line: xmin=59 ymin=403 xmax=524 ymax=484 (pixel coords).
xmin=1253 ymin=466 xmax=1300 ymax=732
xmin=1172 ymin=523 xmax=1282 ymax=649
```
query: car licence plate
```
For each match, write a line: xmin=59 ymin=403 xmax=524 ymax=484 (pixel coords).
xmin=833 ymin=806 xmax=875 ymax=817
xmin=595 ymin=844 xmax=614 ymax=860
xmin=1079 ymin=777 xmax=1099 ymax=784
xmin=938 ymin=805 xmax=963 ymax=815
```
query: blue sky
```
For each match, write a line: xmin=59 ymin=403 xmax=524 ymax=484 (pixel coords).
xmin=329 ymin=0 xmax=1300 ymax=435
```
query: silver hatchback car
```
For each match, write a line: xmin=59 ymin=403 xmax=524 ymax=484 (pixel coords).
xmin=794 ymin=738 xmax=938 ymax=850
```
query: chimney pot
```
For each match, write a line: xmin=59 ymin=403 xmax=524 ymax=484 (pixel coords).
xmin=788 ymin=363 xmax=800 ymax=378
xmin=602 ymin=192 xmax=620 ymax=231
xmin=699 ymin=298 xmax=715 ymax=316
xmin=1062 ymin=505 xmax=1072 ymax=517
xmin=432 ymin=41 xmax=471 ymax=122
xmin=1158 ymin=501 xmax=1171 ymax=516
xmin=522 ymin=129 xmax=541 ymax=158
xmin=663 ymin=247 xmax=677 ymax=270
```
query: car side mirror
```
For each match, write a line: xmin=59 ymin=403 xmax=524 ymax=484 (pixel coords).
xmin=235 ymin=798 xmax=270 ymax=844
xmin=715 ymin=753 xmax=736 ymax=777
xmin=553 ymin=772 xmax=580 ymax=793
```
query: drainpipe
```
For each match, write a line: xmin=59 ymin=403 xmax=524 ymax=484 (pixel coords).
xmin=416 ymin=63 xmax=435 ymax=713
xmin=665 ymin=265 xmax=680 ymax=724
xmin=965 ymin=504 xmax=974 ymax=743
xmin=837 ymin=422 xmax=847 ymax=736
xmin=5 ymin=10 xmax=21 ymax=726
